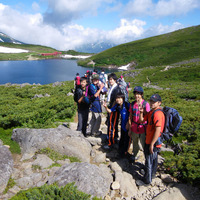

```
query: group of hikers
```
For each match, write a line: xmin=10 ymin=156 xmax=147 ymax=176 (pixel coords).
xmin=74 ymin=69 xmax=165 ymax=185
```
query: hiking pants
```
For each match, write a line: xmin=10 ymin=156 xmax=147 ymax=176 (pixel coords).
xmin=144 ymin=144 xmax=159 ymax=184
xmin=107 ymin=111 xmax=119 ymax=146
xmin=88 ymin=112 xmax=101 ymax=135
xmin=77 ymin=109 xmax=89 ymax=136
xmin=131 ymin=132 xmax=145 ymax=157
xmin=119 ymin=129 xmax=130 ymax=157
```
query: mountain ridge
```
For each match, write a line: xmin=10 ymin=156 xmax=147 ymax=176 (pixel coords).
xmin=0 ymin=32 xmax=24 ymax=44
xmin=78 ymin=25 xmax=200 ymax=69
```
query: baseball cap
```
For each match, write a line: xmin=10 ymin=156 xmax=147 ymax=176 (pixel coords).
xmin=133 ymin=86 xmax=144 ymax=94
xmin=150 ymin=94 xmax=161 ymax=102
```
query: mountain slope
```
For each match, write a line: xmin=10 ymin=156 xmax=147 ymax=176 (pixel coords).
xmin=78 ymin=25 xmax=200 ymax=68
xmin=0 ymin=32 xmax=24 ymax=44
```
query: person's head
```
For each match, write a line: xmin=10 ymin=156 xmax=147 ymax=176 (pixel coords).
xmin=115 ymin=92 xmax=125 ymax=106
xmin=101 ymin=68 xmax=105 ymax=73
xmin=133 ymin=86 xmax=144 ymax=101
xmin=108 ymin=73 xmax=117 ymax=86
xmin=150 ymin=94 xmax=162 ymax=110
xmin=80 ymin=77 xmax=87 ymax=88
xmin=76 ymin=73 xmax=79 ymax=76
xmin=91 ymin=74 xmax=99 ymax=85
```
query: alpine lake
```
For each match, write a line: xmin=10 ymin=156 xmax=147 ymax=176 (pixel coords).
xmin=0 ymin=59 xmax=117 ymax=85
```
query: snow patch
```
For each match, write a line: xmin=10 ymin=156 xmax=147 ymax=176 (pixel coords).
xmin=0 ymin=46 xmax=29 ymax=53
xmin=118 ymin=63 xmax=131 ymax=70
xmin=61 ymin=54 xmax=91 ymax=59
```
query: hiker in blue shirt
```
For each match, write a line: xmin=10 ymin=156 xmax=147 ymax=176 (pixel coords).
xmin=104 ymin=93 xmax=130 ymax=157
xmin=87 ymin=74 xmax=104 ymax=136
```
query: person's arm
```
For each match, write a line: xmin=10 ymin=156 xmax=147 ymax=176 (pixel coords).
xmin=128 ymin=112 xmax=132 ymax=137
xmin=150 ymin=126 xmax=161 ymax=154
xmin=77 ymin=90 xmax=85 ymax=104
xmin=103 ymin=101 xmax=112 ymax=113
xmin=139 ymin=103 xmax=145 ymax=123
xmin=94 ymin=83 xmax=104 ymax=97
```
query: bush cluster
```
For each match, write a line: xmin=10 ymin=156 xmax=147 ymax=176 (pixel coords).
xmin=0 ymin=82 xmax=76 ymax=129
xmin=10 ymin=183 xmax=101 ymax=200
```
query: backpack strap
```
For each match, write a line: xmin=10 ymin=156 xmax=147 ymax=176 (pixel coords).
xmin=150 ymin=108 xmax=163 ymax=125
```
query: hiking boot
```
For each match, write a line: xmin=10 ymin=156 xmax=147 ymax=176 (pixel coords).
xmin=128 ymin=155 xmax=135 ymax=163
xmin=94 ymin=131 xmax=102 ymax=137
xmin=103 ymin=144 xmax=111 ymax=150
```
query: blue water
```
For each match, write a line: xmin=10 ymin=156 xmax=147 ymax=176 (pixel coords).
xmin=0 ymin=59 xmax=115 ymax=85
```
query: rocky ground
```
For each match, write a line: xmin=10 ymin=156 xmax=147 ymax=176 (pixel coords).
xmin=0 ymin=112 xmax=200 ymax=200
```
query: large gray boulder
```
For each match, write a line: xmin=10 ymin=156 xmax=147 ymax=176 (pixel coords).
xmin=0 ymin=140 xmax=13 ymax=194
xmin=48 ymin=162 xmax=112 ymax=198
xmin=12 ymin=125 xmax=92 ymax=162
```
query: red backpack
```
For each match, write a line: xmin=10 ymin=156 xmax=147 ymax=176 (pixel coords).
xmin=75 ymin=76 xmax=81 ymax=85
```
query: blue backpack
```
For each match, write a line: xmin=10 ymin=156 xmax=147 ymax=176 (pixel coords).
xmin=151 ymin=106 xmax=183 ymax=143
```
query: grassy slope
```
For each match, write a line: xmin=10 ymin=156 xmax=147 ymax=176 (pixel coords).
xmin=0 ymin=43 xmax=58 ymax=60
xmin=78 ymin=25 xmax=200 ymax=68
xmin=0 ymin=43 xmax=91 ymax=60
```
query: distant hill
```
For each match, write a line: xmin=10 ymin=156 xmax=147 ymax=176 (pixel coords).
xmin=78 ymin=25 xmax=200 ymax=68
xmin=75 ymin=41 xmax=116 ymax=53
xmin=0 ymin=32 xmax=24 ymax=44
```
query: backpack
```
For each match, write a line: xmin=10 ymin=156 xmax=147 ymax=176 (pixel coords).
xmin=99 ymin=72 xmax=106 ymax=84
xmin=117 ymin=79 xmax=129 ymax=102
xmin=73 ymin=87 xmax=80 ymax=103
xmin=151 ymin=106 xmax=183 ymax=143
xmin=75 ymin=76 xmax=81 ymax=85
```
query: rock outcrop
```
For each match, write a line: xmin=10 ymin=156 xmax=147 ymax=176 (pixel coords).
xmin=0 ymin=140 xmax=13 ymax=193
xmin=12 ymin=125 xmax=92 ymax=162
xmin=48 ymin=162 xmax=112 ymax=198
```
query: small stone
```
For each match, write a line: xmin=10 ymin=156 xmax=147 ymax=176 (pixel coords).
xmin=161 ymin=174 xmax=174 ymax=183
xmin=8 ymin=185 xmax=21 ymax=195
xmin=94 ymin=153 xmax=106 ymax=163
xmin=104 ymin=194 xmax=111 ymax=200
xmin=32 ymin=154 xmax=54 ymax=169
xmin=57 ymin=159 xmax=70 ymax=165
xmin=111 ymin=181 xmax=120 ymax=190
xmin=110 ymin=162 xmax=122 ymax=172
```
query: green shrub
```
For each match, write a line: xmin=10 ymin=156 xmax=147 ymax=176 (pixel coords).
xmin=10 ymin=183 xmax=101 ymax=200
xmin=3 ymin=178 xmax=16 ymax=194
xmin=36 ymin=148 xmax=81 ymax=163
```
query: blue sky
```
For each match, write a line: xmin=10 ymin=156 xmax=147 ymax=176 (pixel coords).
xmin=0 ymin=0 xmax=200 ymax=50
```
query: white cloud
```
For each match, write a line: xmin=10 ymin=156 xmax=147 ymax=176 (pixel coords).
xmin=32 ymin=2 xmax=40 ymax=12
xmin=0 ymin=2 xmax=188 ymax=51
xmin=124 ymin=0 xmax=153 ymax=16
xmin=43 ymin=0 xmax=114 ymax=26
xmin=123 ymin=0 xmax=200 ymax=17
xmin=144 ymin=22 xmax=184 ymax=37
xmin=106 ymin=19 xmax=146 ymax=44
